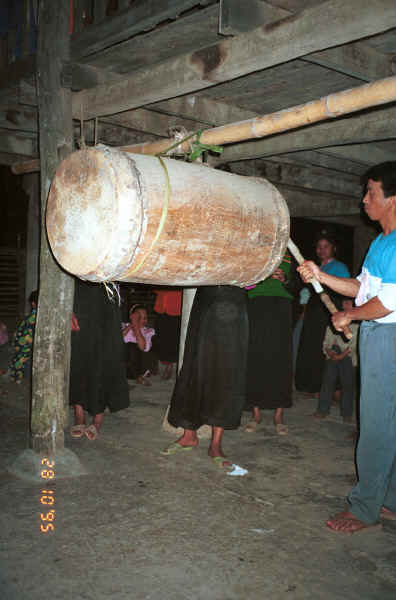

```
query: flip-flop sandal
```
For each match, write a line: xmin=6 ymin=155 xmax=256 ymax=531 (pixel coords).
xmin=244 ymin=421 xmax=259 ymax=433
xmin=275 ymin=423 xmax=288 ymax=436
xmin=85 ymin=424 xmax=98 ymax=440
xmin=160 ymin=442 xmax=195 ymax=456
xmin=212 ymin=456 xmax=233 ymax=470
xmin=71 ymin=424 xmax=86 ymax=438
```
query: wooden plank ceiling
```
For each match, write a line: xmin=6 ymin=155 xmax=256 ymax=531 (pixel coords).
xmin=1 ymin=0 xmax=396 ymax=218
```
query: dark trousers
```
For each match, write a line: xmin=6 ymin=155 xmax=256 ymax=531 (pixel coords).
xmin=125 ymin=343 xmax=157 ymax=379
xmin=317 ymin=356 xmax=355 ymax=418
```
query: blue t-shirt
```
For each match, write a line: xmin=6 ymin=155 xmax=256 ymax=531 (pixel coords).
xmin=356 ymin=230 xmax=396 ymax=324
xmin=321 ymin=259 xmax=350 ymax=278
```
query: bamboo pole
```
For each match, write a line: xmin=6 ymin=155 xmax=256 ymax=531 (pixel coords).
xmin=11 ymin=74 xmax=396 ymax=175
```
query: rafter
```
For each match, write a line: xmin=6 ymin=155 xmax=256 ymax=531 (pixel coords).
xmin=71 ymin=0 xmax=396 ymax=120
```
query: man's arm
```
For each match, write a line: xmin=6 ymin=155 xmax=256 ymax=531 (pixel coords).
xmin=332 ymin=296 xmax=392 ymax=331
xmin=298 ymin=261 xmax=360 ymax=298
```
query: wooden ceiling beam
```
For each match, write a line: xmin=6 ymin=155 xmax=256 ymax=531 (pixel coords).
xmin=0 ymin=105 xmax=38 ymax=133
xmin=269 ymin=150 xmax=367 ymax=176
xmin=229 ymin=159 xmax=361 ymax=197
xmin=71 ymin=0 xmax=217 ymax=60
xmin=0 ymin=131 xmax=37 ymax=157
xmin=216 ymin=104 xmax=396 ymax=164
xmin=304 ymin=42 xmax=396 ymax=82
xmin=72 ymin=0 xmax=396 ymax=120
xmin=277 ymin=184 xmax=360 ymax=217
xmin=0 ymin=152 xmax=33 ymax=166
xmin=317 ymin=144 xmax=396 ymax=166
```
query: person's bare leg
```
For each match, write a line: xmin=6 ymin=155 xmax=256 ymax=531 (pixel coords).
xmin=176 ymin=428 xmax=199 ymax=447
xmin=70 ymin=404 xmax=86 ymax=437
xmin=245 ymin=406 xmax=261 ymax=432
xmin=274 ymin=407 xmax=283 ymax=425
xmin=208 ymin=426 xmax=232 ymax=467
xmin=74 ymin=404 xmax=85 ymax=426
xmin=253 ymin=406 xmax=262 ymax=424
xmin=93 ymin=412 xmax=104 ymax=431
xmin=274 ymin=407 xmax=288 ymax=434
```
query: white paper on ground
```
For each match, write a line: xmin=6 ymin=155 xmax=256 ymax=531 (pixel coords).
xmin=227 ymin=464 xmax=248 ymax=476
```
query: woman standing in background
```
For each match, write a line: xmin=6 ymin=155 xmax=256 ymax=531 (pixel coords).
xmin=295 ymin=233 xmax=350 ymax=395
xmin=153 ymin=288 xmax=182 ymax=380
xmin=245 ymin=252 xmax=294 ymax=435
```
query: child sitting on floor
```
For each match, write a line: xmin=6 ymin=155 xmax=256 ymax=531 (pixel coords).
xmin=122 ymin=304 xmax=156 ymax=385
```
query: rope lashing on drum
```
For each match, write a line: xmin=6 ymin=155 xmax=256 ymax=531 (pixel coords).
xmin=128 ymin=131 xmax=223 ymax=275
xmin=102 ymin=129 xmax=223 ymax=282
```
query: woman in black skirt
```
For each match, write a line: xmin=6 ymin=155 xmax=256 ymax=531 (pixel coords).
xmin=245 ymin=252 xmax=293 ymax=435
xmin=161 ymin=285 xmax=248 ymax=468
xmin=70 ymin=280 xmax=129 ymax=440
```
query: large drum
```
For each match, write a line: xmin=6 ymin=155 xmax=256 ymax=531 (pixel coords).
xmin=46 ymin=145 xmax=289 ymax=287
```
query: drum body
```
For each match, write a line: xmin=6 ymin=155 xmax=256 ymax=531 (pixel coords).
xmin=46 ymin=145 xmax=289 ymax=286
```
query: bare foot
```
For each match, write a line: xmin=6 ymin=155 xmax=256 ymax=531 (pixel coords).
xmin=176 ymin=431 xmax=199 ymax=448
xmin=274 ymin=408 xmax=288 ymax=434
xmin=208 ymin=448 xmax=232 ymax=468
xmin=245 ymin=407 xmax=262 ymax=432
xmin=313 ymin=412 xmax=328 ymax=420
xmin=381 ymin=507 xmax=396 ymax=521
xmin=326 ymin=511 xmax=381 ymax=533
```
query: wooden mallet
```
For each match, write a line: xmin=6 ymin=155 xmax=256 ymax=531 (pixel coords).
xmin=287 ymin=238 xmax=352 ymax=339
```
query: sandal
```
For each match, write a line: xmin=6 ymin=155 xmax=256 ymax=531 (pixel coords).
xmin=244 ymin=420 xmax=259 ymax=433
xmin=212 ymin=456 xmax=233 ymax=470
xmin=71 ymin=424 xmax=86 ymax=438
xmin=160 ymin=442 xmax=195 ymax=456
xmin=275 ymin=423 xmax=288 ymax=436
xmin=85 ymin=424 xmax=99 ymax=440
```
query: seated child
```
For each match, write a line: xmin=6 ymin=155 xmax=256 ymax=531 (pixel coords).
xmin=122 ymin=304 xmax=155 ymax=385
xmin=314 ymin=297 xmax=359 ymax=423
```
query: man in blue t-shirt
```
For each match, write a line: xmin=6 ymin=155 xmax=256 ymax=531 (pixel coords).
xmin=299 ymin=161 xmax=396 ymax=534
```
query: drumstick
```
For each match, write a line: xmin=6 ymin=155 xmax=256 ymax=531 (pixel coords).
xmin=287 ymin=238 xmax=352 ymax=340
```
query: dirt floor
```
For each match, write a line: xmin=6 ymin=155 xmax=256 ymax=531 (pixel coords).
xmin=1 ymin=373 xmax=396 ymax=600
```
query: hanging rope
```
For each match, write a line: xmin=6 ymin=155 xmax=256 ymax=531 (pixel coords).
xmin=102 ymin=281 xmax=121 ymax=306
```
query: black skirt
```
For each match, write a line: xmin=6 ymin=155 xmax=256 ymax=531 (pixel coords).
xmin=168 ymin=286 xmax=248 ymax=431
xmin=153 ymin=313 xmax=181 ymax=363
xmin=70 ymin=280 xmax=129 ymax=416
xmin=295 ymin=293 xmax=331 ymax=393
xmin=246 ymin=296 xmax=292 ymax=410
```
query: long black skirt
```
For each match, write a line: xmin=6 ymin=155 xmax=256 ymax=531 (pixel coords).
xmin=153 ymin=313 xmax=181 ymax=363
xmin=168 ymin=286 xmax=248 ymax=431
xmin=70 ymin=280 xmax=129 ymax=416
xmin=246 ymin=296 xmax=292 ymax=410
xmin=295 ymin=293 xmax=331 ymax=393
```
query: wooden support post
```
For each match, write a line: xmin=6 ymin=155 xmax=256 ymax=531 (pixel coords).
xmin=22 ymin=173 xmax=40 ymax=312
xmin=31 ymin=0 xmax=75 ymax=455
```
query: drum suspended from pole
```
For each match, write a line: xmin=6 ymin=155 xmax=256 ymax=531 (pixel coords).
xmin=46 ymin=145 xmax=289 ymax=287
